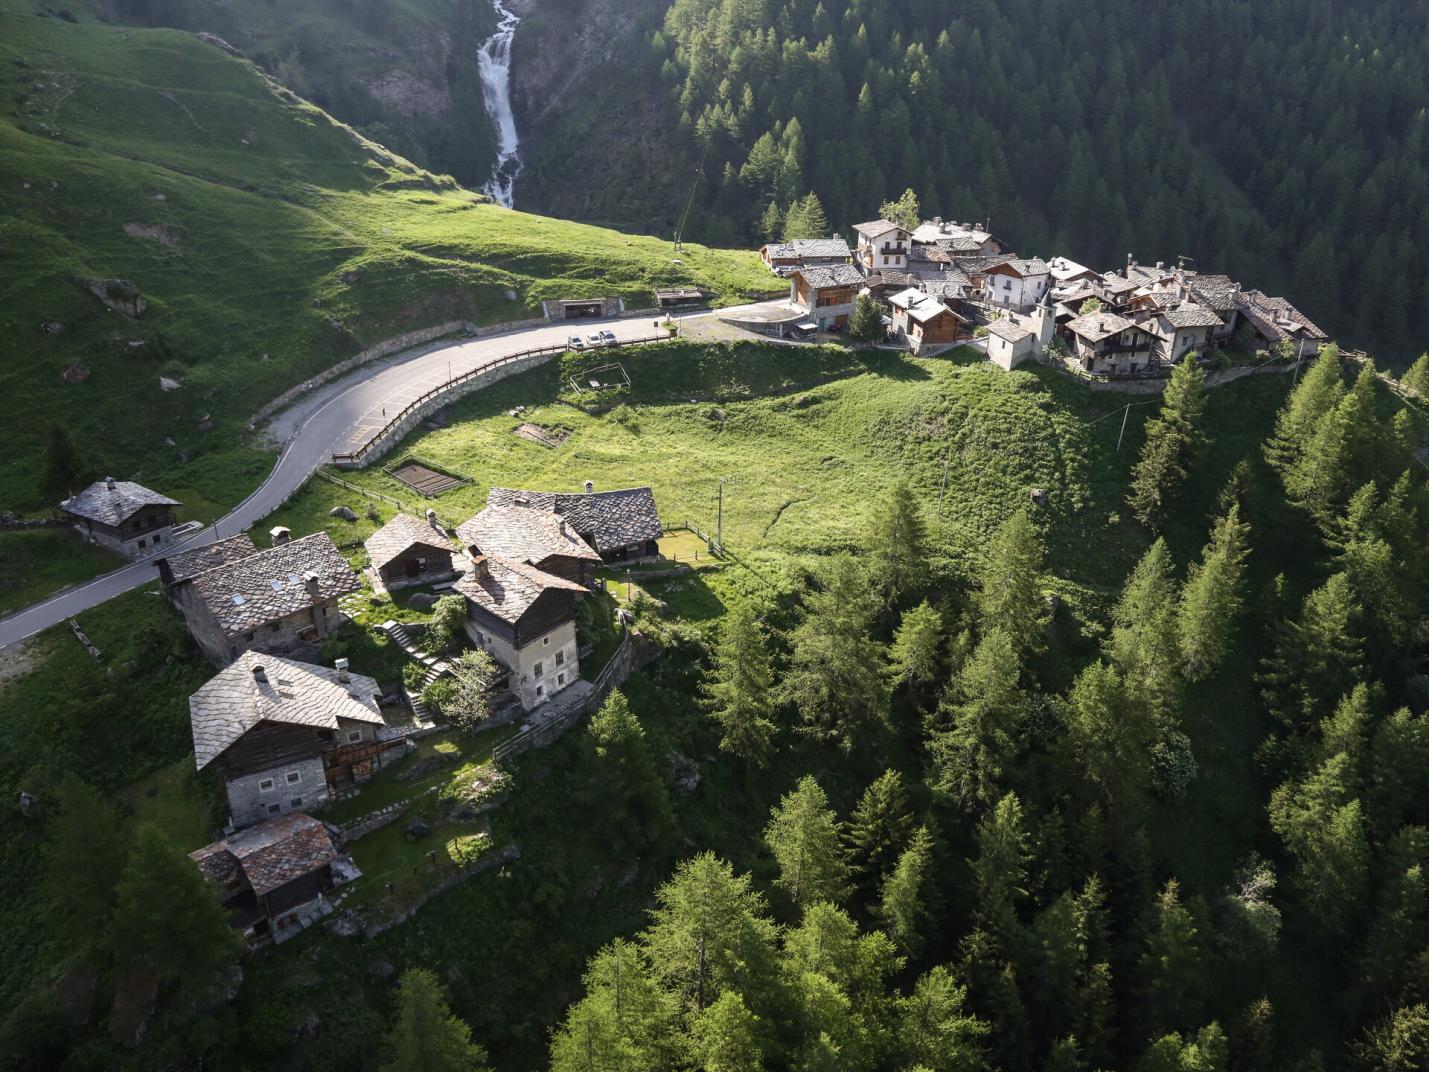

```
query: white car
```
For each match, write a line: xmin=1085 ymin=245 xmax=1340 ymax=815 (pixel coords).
xmin=587 ymin=333 xmax=604 ymax=348
xmin=568 ymin=334 xmax=586 ymax=350
xmin=600 ymin=330 xmax=618 ymax=346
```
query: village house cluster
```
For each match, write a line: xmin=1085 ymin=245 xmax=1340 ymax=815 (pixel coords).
xmin=106 ymin=479 xmax=665 ymax=946
xmin=756 ymin=216 xmax=1326 ymax=374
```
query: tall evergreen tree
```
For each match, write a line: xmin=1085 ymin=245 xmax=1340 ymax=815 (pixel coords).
xmin=976 ymin=509 xmax=1047 ymax=655
xmin=1178 ymin=504 xmax=1251 ymax=681
xmin=1268 ymin=752 xmax=1370 ymax=933
xmin=1259 ymin=573 xmax=1364 ymax=731
xmin=381 ymin=968 xmax=492 ymax=1072
xmin=878 ymin=824 xmax=935 ymax=954
xmin=765 ymin=775 xmax=848 ymax=910
xmin=1107 ymin=539 xmax=1183 ymax=723
xmin=930 ymin=626 xmax=1026 ymax=807
xmin=972 ymin=793 xmax=1030 ymax=949
xmin=702 ymin=603 xmax=777 ymax=767
xmin=588 ymin=689 xmax=673 ymax=839
xmin=691 ymin=990 xmax=765 ymax=1072
xmin=886 ymin=600 xmax=944 ymax=699
xmin=1138 ymin=879 xmax=1206 ymax=1036
xmin=864 ymin=480 xmax=929 ymax=606
xmin=1128 ymin=359 xmax=1207 ymax=529
xmin=897 ymin=966 xmax=990 ymax=1072
xmin=843 ymin=768 xmax=914 ymax=898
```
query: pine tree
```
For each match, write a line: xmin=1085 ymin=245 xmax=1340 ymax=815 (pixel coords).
xmin=1259 ymin=573 xmax=1363 ymax=731
xmin=1139 ymin=1022 xmax=1229 ymax=1072
xmin=783 ymin=192 xmax=829 ymax=239
xmin=930 ymin=626 xmax=1025 ymax=807
xmin=886 ymin=600 xmax=943 ymax=697
xmin=109 ymin=825 xmax=241 ymax=992
xmin=972 ymin=793 xmax=1029 ymax=949
xmin=780 ymin=555 xmax=888 ymax=746
xmin=757 ymin=200 xmax=784 ymax=243
xmin=588 ymin=689 xmax=672 ymax=839
xmin=765 ymin=775 xmax=848 ymax=909
xmin=976 ymin=509 xmax=1047 ymax=655
xmin=1403 ymin=354 xmax=1429 ymax=399
xmin=702 ymin=603 xmax=777 ymax=767
xmin=1355 ymin=1005 xmax=1429 ymax=1071
xmin=1268 ymin=753 xmax=1370 ymax=933
xmin=1370 ymin=707 xmax=1429 ymax=834
xmin=863 ymin=480 xmax=929 ymax=606
xmin=1138 ymin=879 xmax=1206 ymax=1036
xmin=849 ymin=292 xmax=886 ymax=342
xmin=1107 ymin=539 xmax=1183 ymax=722
xmin=878 ymin=825 xmax=935 ymax=954
xmin=1283 ymin=391 xmax=1353 ymax=524
xmin=644 ymin=854 xmax=779 ymax=1016
xmin=843 ymin=769 xmax=914 ymax=897
xmin=897 ymin=965 xmax=990 ymax=1072
xmin=1178 ymin=504 xmax=1250 ymax=681
xmin=381 ymin=968 xmax=492 ymax=1072
xmin=1063 ymin=661 xmax=1157 ymax=814
xmin=1128 ymin=359 xmax=1207 ymax=529
xmin=1266 ymin=343 xmax=1344 ymax=472
xmin=692 ymin=990 xmax=764 ymax=1072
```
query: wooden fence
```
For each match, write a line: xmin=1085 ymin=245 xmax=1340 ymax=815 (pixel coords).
xmin=330 ymin=333 xmax=672 ymax=469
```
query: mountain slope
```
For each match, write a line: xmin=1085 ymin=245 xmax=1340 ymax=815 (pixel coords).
xmin=0 ymin=5 xmax=767 ymax=513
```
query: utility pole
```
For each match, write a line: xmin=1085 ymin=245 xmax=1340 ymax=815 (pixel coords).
xmin=1116 ymin=403 xmax=1132 ymax=451
xmin=716 ymin=477 xmax=727 ymax=551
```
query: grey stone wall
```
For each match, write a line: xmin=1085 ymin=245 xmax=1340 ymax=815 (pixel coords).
xmin=226 ymin=755 xmax=329 ymax=829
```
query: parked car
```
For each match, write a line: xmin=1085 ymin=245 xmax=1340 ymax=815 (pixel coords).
xmin=600 ymin=330 xmax=618 ymax=346
xmin=587 ymin=333 xmax=604 ymax=348
xmin=568 ymin=335 xmax=585 ymax=350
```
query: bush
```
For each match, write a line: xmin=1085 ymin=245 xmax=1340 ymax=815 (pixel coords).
xmin=421 ymin=676 xmax=457 ymax=713
xmin=402 ymin=662 xmax=428 ymax=691
xmin=425 ymin=595 xmax=468 ymax=653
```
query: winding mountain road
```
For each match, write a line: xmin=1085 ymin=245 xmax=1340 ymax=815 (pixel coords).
xmin=0 ymin=310 xmax=721 ymax=651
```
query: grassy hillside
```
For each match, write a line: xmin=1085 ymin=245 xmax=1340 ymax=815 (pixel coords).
xmin=0 ymin=5 xmax=769 ymax=520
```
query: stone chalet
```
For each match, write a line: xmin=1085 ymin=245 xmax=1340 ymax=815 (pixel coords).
xmin=485 ymin=484 xmax=662 ymax=564
xmin=60 ymin=477 xmax=180 ymax=559
xmin=364 ymin=512 xmax=456 ymax=592
xmin=458 ymin=504 xmax=602 ymax=587
xmin=760 ymin=237 xmax=853 ymax=275
xmin=454 ymin=554 xmax=587 ymax=710
xmin=158 ymin=533 xmax=259 ymax=599
xmin=887 ymin=287 xmax=970 ymax=353
xmin=852 ymin=219 xmax=912 ymax=274
xmin=170 ymin=530 xmax=359 ymax=666
xmin=1234 ymin=289 xmax=1327 ymax=358
xmin=789 ymin=263 xmax=866 ymax=332
xmin=1065 ymin=311 xmax=1156 ymax=376
xmin=1142 ymin=304 xmax=1224 ymax=365
xmin=983 ymin=257 xmax=1052 ymax=313
xmin=190 ymin=811 xmax=347 ymax=946
xmin=911 ymin=218 xmax=1004 ymax=258
xmin=190 ymin=651 xmax=397 ymax=829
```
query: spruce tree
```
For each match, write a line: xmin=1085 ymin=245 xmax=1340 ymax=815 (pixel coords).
xmin=1138 ymin=879 xmax=1206 ymax=1036
xmin=765 ymin=775 xmax=848 ymax=909
xmin=381 ymin=968 xmax=492 ymax=1072
xmin=702 ymin=603 xmax=777 ymax=767
xmin=1107 ymin=539 xmax=1182 ymax=722
xmin=1063 ymin=661 xmax=1157 ymax=814
xmin=976 ymin=509 xmax=1047 ymax=655
xmin=1265 ymin=343 xmax=1344 ymax=472
xmin=588 ymin=689 xmax=672 ymax=839
xmin=692 ymin=990 xmax=764 ymax=1072
xmin=40 ymin=422 xmax=86 ymax=502
xmin=1259 ymin=573 xmax=1363 ymax=731
xmin=783 ymin=192 xmax=829 ymax=240
xmin=1178 ymin=504 xmax=1250 ymax=681
xmin=1403 ymin=354 xmax=1429 ymax=399
xmin=842 ymin=768 xmax=914 ymax=898
xmin=1268 ymin=753 xmax=1370 ymax=933
xmin=1128 ymin=358 xmax=1207 ymax=529
xmin=972 ymin=793 xmax=1029 ymax=948
xmin=878 ymin=825 xmax=935 ymax=954
xmin=849 ymin=292 xmax=886 ymax=342
xmin=897 ymin=966 xmax=990 ymax=1072
xmin=930 ymin=626 xmax=1025 ymax=807
xmin=886 ymin=600 xmax=943 ymax=697
xmin=864 ymin=480 xmax=929 ymax=606
xmin=757 ymin=200 xmax=784 ymax=243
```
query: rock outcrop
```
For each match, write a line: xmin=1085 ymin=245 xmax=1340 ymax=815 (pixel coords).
xmin=79 ymin=277 xmax=147 ymax=318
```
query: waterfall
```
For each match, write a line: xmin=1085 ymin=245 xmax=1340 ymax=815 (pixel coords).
xmin=477 ymin=0 xmax=522 ymax=207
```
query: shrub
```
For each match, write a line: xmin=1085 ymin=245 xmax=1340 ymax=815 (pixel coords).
xmin=425 ymin=595 xmax=468 ymax=653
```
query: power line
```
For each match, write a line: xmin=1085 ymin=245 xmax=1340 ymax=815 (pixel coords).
xmin=673 ymin=127 xmax=716 ymax=253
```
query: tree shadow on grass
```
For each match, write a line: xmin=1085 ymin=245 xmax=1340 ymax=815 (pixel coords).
xmin=643 ymin=570 xmax=728 ymax=622
xmin=857 ymin=350 xmax=933 ymax=380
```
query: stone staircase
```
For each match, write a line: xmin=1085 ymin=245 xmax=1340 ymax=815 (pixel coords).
xmin=379 ymin=620 xmax=448 ymax=724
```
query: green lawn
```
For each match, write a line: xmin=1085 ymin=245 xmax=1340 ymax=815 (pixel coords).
xmin=0 ymin=529 xmax=122 ymax=614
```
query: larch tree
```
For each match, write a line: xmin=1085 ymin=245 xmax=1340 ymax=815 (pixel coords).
xmin=588 ymin=689 xmax=672 ymax=839
xmin=1402 ymin=353 xmax=1429 ymax=398
xmin=782 ymin=192 xmax=829 ymax=240
xmin=1178 ymin=504 xmax=1251 ymax=681
xmin=702 ymin=602 xmax=777 ymax=767
xmin=757 ymin=200 xmax=784 ymax=242
xmin=765 ymin=775 xmax=848 ymax=910
xmin=380 ymin=968 xmax=492 ymax=1072
xmin=1265 ymin=343 xmax=1344 ymax=472
xmin=864 ymin=480 xmax=930 ymax=607
xmin=843 ymin=768 xmax=915 ymax=899
xmin=886 ymin=600 xmax=944 ymax=701
xmin=896 ymin=966 xmax=990 ymax=1072
xmin=929 ymin=626 xmax=1026 ymax=808
xmin=1355 ymin=1005 xmax=1429 ymax=1072
xmin=1107 ymin=539 xmax=1183 ymax=723
xmin=1268 ymin=752 xmax=1370 ymax=934
xmin=1128 ymin=358 xmax=1207 ymax=530
xmin=878 ymin=824 xmax=936 ymax=955
xmin=1062 ymin=661 xmax=1157 ymax=815
xmin=1259 ymin=573 xmax=1364 ymax=732
xmin=550 ymin=941 xmax=675 ymax=1072
xmin=780 ymin=555 xmax=889 ymax=746
xmin=691 ymin=990 xmax=765 ymax=1072
xmin=1138 ymin=1022 xmax=1229 ymax=1072
xmin=971 ymin=792 xmax=1030 ymax=949
xmin=878 ymin=187 xmax=921 ymax=230
xmin=1137 ymin=879 xmax=1206 ymax=1036
xmin=975 ymin=509 xmax=1047 ymax=655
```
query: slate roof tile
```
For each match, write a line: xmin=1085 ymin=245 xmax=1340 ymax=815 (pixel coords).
xmin=452 ymin=555 xmax=586 ymax=626
xmin=159 ymin=533 xmax=259 ymax=586
xmin=485 ymin=487 xmax=661 ymax=554
xmin=191 ymin=532 xmax=359 ymax=637
xmin=60 ymin=479 xmax=179 ymax=525
xmin=364 ymin=513 xmax=453 ymax=573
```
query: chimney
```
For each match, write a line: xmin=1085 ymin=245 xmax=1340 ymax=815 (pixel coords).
xmin=426 ymin=507 xmax=440 ymax=531
xmin=270 ymin=525 xmax=291 ymax=546
xmin=252 ymin=663 xmax=267 ymax=684
xmin=470 ymin=554 xmax=490 ymax=579
xmin=303 ymin=570 xmax=320 ymax=600
xmin=583 ymin=480 xmax=594 ymax=494
xmin=105 ymin=476 xmax=116 ymax=491
xmin=335 ymin=657 xmax=349 ymax=683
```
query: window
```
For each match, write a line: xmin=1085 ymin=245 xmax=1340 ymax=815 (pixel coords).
xmin=268 ymin=804 xmax=281 ymax=815
xmin=137 ymin=538 xmax=146 ymax=549
xmin=285 ymin=770 xmax=301 ymax=785
xmin=417 ymin=556 xmax=427 ymax=571
xmin=557 ymin=673 xmax=566 ymax=686
xmin=535 ymin=685 xmax=544 ymax=698
xmin=533 ymin=661 xmax=544 ymax=678
xmin=347 ymin=730 xmax=362 ymax=743
xmin=258 ymin=778 xmax=275 ymax=792
xmin=290 ymin=798 xmax=302 ymax=807
xmin=555 ymin=650 xmax=565 ymax=666
xmin=244 ymin=632 xmax=255 ymax=642
xmin=543 ymin=636 xmax=550 ymax=646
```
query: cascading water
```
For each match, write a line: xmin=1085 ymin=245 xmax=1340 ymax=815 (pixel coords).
xmin=478 ymin=0 xmax=522 ymax=207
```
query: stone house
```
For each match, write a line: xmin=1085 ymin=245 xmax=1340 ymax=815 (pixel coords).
xmin=174 ymin=530 xmax=359 ymax=666
xmin=364 ymin=512 xmax=456 ymax=592
xmin=189 ymin=811 xmax=347 ymax=946
xmin=1142 ymin=304 xmax=1224 ymax=365
xmin=911 ymin=219 xmax=1004 ymax=258
xmin=852 ymin=219 xmax=912 ymax=274
xmin=788 ymin=264 xmax=865 ymax=331
xmin=457 ymin=504 xmax=603 ymax=587
xmin=759 ymin=237 xmax=853 ymax=275
xmin=157 ymin=533 xmax=259 ymax=602
xmin=887 ymin=287 xmax=970 ymax=353
xmin=983 ymin=258 xmax=1052 ymax=312
xmin=986 ymin=319 xmax=1037 ymax=370
xmin=1234 ymin=289 xmax=1327 ymax=357
xmin=59 ymin=477 xmax=180 ymax=558
xmin=454 ymin=553 xmax=587 ymax=710
xmin=189 ymin=651 xmax=391 ymax=829
xmin=1065 ymin=311 xmax=1156 ymax=375
xmin=485 ymin=484 xmax=662 ymax=564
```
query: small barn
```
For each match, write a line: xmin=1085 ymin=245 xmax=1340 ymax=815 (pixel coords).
xmin=60 ymin=476 xmax=181 ymax=559
xmin=364 ymin=512 xmax=456 ymax=591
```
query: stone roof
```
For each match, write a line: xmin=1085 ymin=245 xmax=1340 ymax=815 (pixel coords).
xmin=922 ymin=279 xmax=967 ymax=303
xmin=960 ymin=254 xmax=1018 ymax=276
xmin=1184 ymin=273 xmax=1240 ymax=310
xmin=1238 ymin=291 xmax=1327 ymax=342
xmin=191 ymin=532 xmax=359 ymax=638
xmin=486 ymin=486 xmax=661 ymax=554
xmin=853 ymin=218 xmax=905 ymax=237
xmin=190 ymin=650 xmax=382 ymax=770
xmin=1047 ymin=256 xmax=1095 ymax=282
xmin=912 ymin=220 xmax=994 ymax=245
xmin=987 ymin=319 xmax=1033 ymax=343
xmin=791 ymin=237 xmax=852 ymax=259
xmin=1067 ymin=312 xmax=1137 ymax=343
xmin=457 ymin=505 xmax=602 ymax=566
xmin=1000 ymin=257 xmax=1051 ymax=277
xmin=1162 ymin=305 xmax=1224 ymax=329
xmin=890 ymin=287 xmax=958 ymax=324
xmin=866 ymin=269 xmax=919 ymax=289
xmin=190 ymin=812 xmax=337 ymax=898
xmin=453 ymin=555 xmax=586 ymax=626
xmin=60 ymin=478 xmax=180 ymax=525
xmin=795 ymin=264 xmax=866 ymax=290
xmin=159 ymin=533 xmax=260 ymax=586
xmin=1097 ymin=274 xmax=1141 ymax=296
xmin=762 ymin=243 xmax=798 ymax=259
xmin=364 ymin=513 xmax=452 ymax=572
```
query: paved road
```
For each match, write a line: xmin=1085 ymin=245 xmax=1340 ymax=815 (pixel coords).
xmin=0 ymin=311 xmax=719 ymax=650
